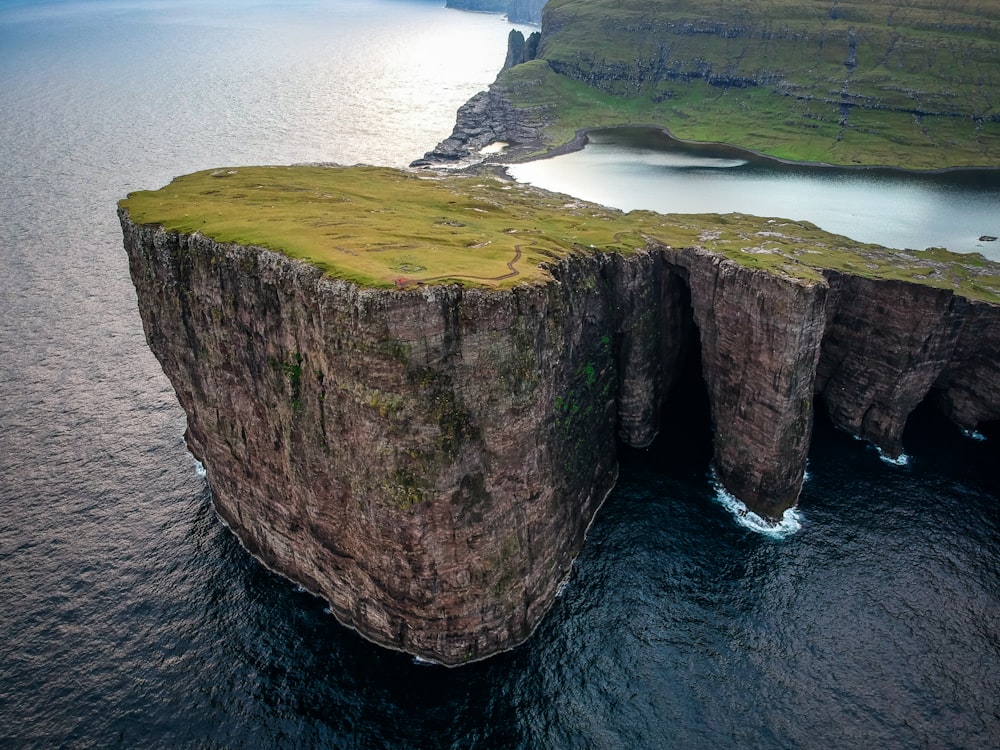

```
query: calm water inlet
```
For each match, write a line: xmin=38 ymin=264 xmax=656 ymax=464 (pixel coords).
xmin=1 ymin=2 xmax=998 ymax=748
xmin=509 ymin=127 xmax=1000 ymax=259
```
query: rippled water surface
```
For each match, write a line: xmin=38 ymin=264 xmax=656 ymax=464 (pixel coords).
xmin=1 ymin=2 xmax=998 ymax=748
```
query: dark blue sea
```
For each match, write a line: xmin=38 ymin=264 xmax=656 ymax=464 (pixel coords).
xmin=1 ymin=2 xmax=998 ymax=748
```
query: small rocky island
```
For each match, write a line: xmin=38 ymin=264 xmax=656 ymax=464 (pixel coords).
xmin=120 ymin=165 xmax=1000 ymax=664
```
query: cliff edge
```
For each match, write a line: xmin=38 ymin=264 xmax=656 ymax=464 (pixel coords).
xmin=120 ymin=165 xmax=1000 ymax=663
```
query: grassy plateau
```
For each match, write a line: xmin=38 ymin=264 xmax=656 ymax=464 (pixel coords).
xmin=121 ymin=165 xmax=1000 ymax=302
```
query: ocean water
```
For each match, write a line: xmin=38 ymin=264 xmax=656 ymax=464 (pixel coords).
xmin=1 ymin=2 xmax=998 ymax=748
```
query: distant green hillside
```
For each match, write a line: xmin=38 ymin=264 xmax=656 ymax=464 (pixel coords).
xmin=446 ymin=0 xmax=546 ymax=24
xmin=496 ymin=0 xmax=1000 ymax=168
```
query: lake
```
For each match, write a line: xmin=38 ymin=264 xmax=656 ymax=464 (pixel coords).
xmin=509 ymin=126 xmax=1000 ymax=260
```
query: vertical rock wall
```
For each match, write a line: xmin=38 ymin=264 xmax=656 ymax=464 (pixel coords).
xmin=122 ymin=210 xmax=1000 ymax=663
xmin=816 ymin=274 xmax=963 ymax=457
xmin=816 ymin=273 xmax=1000 ymax=456
xmin=934 ymin=299 xmax=1000 ymax=429
xmin=665 ymin=247 xmax=828 ymax=517
xmin=122 ymin=214 xmax=663 ymax=664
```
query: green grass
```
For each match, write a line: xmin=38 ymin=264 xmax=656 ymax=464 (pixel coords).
xmin=498 ymin=0 xmax=1000 ymax=169
xmin=121 ymin=165 xmax=648 ymax=288
xmin=120 ymin=165 xmax=1000 ymax=302
xmin=497 ymin=60 xmax=1000 ymax=168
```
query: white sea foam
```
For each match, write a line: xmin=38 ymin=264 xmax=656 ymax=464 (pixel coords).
xmin=412 ymin=655 xmax=437 ymax=666
xmin=710 ymin=473 xmax=803 ymax=538
xmin=876 ymin=447 xmax=911 ymax=467
xmin=963 ymin=428 xmax=987 ymax=442
xmin=191 ymin=456 xmax=207 ymax=478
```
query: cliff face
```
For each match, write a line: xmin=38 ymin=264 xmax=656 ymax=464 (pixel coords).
xmin=538 ymin=0 xmax=1000 ymax=120
xmin=121 ymin=214 xmax=659 ymax=664
xmin=666 ymin=247 xmax=828 ymax=518
xmin=445 ymin=0 xmax=546 ymax=25
xmin=121 ymin=209 xmax=1000 ymax=664
xmin=817 ymin=274 xmax=1000 ymax=456
xmin=507 ymin=0 xmax=546 ymax=25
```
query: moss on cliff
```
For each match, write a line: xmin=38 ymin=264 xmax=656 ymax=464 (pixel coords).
xmin=496 ymin=0 xmax=1000 ymax=169
xmin=120 ymin=165 xmax=1000 ymax=302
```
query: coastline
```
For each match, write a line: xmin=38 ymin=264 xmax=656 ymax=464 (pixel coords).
xmin=495 ymin=123 xmax=1000 ymax=176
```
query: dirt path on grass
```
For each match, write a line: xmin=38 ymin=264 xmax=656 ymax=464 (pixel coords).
xmin=405 ymin=240 xmax=530 ymax=286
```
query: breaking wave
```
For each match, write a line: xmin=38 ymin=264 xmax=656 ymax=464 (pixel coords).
xmin=710 ymin=472 xmax=803 ymax=538
xmin=875 ymin=447 xmax=911 ymax=467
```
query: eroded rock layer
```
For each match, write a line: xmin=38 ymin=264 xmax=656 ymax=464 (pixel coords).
xmin=121 ymin=212 xmax=1000 ymax=664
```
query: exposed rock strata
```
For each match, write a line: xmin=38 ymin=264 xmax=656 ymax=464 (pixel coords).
xmin=414 ymin=81 xmax=548 ymax=165
xmin=123 ymin=214 xmax=629 ymax=664
xmin=667 ymin=248 xmax=828 ymax=518
xmin=537 ymin=0 xmax=1000 ymax=122
xmin=121 ymin=211 xmax=1000 ymax=664
xmin=817 ymin=274 xmax=1000 ymax=455
xmin=423 ymin=0 xmax=1000 ymax=168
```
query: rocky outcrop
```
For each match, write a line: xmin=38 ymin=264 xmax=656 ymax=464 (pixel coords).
xmin=121 ymin=207 xmax=1000 ymax=664
xmin=666 ymin=247 xmax=828 ymax=518
xmin=413 ymin=80 xmax=548 ymax=165
xmin=412 ymin=26 xmax=542 ymax=166
xmin=503 ymin=29 xmax=541 ymax=71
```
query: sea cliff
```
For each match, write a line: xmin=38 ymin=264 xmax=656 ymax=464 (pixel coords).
xmin=120 ymin=215 xmax=634 ymax=664
xmin=120 ymin=166 xmax=1000 ymax=663
xmin=445 ymin=0 xmax=546 ymax=25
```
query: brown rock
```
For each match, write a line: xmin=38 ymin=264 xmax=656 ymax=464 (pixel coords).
xmin=666 ymin=247 xmax=828 ymax=518
xmin=121 ymin=209 xmax=1000 ymax=663
xmin=816 ymin=274 xmax=963 ymax=458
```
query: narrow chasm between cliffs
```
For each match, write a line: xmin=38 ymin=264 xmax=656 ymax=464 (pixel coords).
xmin=626 ymin=317 xmax=714 ymax=476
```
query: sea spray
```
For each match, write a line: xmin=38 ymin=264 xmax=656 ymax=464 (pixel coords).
xmin=710 ymin=471 xmax=803 ymax=538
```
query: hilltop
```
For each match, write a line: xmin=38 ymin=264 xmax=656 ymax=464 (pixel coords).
xmin=427 ymin=0 xmax=1000 ymax=169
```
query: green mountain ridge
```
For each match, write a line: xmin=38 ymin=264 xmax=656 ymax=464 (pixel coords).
xmin=474 ymin=0 xmax=1000 ymax=168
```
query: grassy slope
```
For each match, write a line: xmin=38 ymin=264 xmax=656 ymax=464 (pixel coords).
xmin=121 ymin=165 xmax=1000 ymax=301
xmin=500 ymin=0 xmax=1000 ymax=168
